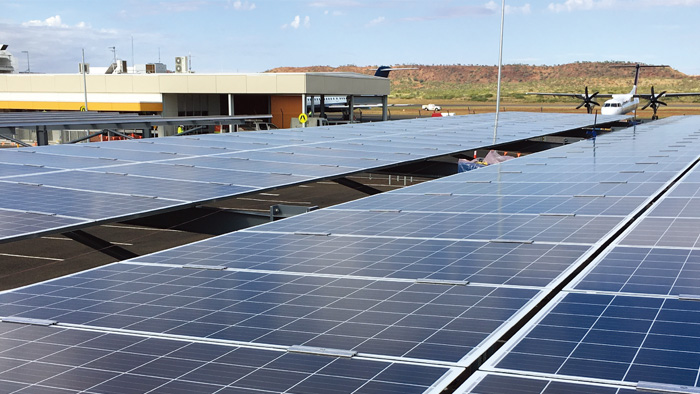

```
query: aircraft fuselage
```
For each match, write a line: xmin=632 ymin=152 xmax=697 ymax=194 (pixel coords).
xmin=601 ymin=94 xmax=639 ymax=115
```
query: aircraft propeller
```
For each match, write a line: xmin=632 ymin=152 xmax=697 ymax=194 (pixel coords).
xmin=641 ymin=86 xmax=667 ymax=120
xmin=576 ymin=86 xmax=600 ymax=114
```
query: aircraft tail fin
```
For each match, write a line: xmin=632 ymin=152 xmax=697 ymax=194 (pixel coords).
xmin=611 ymin=63 xmax=669 ymax=96
xmin=372 ymin=66 xmax=418 ymax=78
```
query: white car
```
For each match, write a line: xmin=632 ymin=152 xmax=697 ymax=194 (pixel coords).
xmin=421 ymin=104 xmax=441 ymax=111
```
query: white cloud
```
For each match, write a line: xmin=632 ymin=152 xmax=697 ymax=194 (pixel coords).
xmin=547 ymin=0 xmax=616 ymax=12
xmin=22 ymin=15 xmax=66 ymax=27
xmin=366 ymin=16 xmax=385 ymax=27
xmin=232 ymin=1 xmax=256 ymax=10
xmin=282 ymin=15 xmax=309 ymax=29
xmin=485 ymin=1 xmax=532 ymax=14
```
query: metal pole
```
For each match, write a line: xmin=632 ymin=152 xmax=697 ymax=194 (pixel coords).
xmin=493 ymin=0 xmax=505 ymax=144
xmin=82 ymin=49 xmax=89 ymax=111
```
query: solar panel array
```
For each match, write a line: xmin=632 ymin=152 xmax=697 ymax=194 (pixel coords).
xmin=4 ymin=113 xmax=699 ymax=393
xmin=470 ymin=116 xmax=700 ymax=393
xmin=0 ymin=112 xmax=619 ymax=243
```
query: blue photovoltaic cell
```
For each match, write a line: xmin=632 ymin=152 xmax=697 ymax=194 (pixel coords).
xmin=458 ymin=372 xmax=637 ymax=394
xmin=392 ymin=180 xmax=667 ymax=198
xmin=173 ymin=155 xmax=361 ymax=177
xmin=334 ymin=193 xmax=645 ymax=217
xmin=228 ymin=150 xmax=394 ymax=168
xmin=491 ymin=292 xmax=700 ymax=387
xmin=102 ymin=162 xmax=315 ymax=188
xmin=249 ymin=210 xmax=623 ymax=244
xmin=131 ymin=232 xmax=592 ymax=287
xmin=0 ymin=209 xmax=88 ymax=241
xmin=0 ymin=182 xmax=178 ymax=220
xmin=0 ymin=163 xmax=60 ymax=179
xmin=669 ymin=182 xmax=700 ymax=198
xmin=17 ymin=170 xmax=254 ymax=202
xmin=0 ymin=263 xmax=540 ymax=365
xmin=0 ymin=112 xmax=627 ymax=242
xmin=619 ymin=217 xmax=700 ymax=248
xmin=647 ymin=197 xmax=700 ymax=218
xmin=0 ymin=322 xmax=454 ymax=394
xmin=40 ymin=139 xmax=222 ymax=156
xmin=0 ymin=149 xmax=136 ymax=169
xmin=34 ymin=144 xmax=197 ymax=162
xmin=573 ymin=246 xmax=700 ymax=296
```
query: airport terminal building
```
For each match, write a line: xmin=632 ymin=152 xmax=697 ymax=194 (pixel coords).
xmin=0 ymin=71 xmax=390 ymax=134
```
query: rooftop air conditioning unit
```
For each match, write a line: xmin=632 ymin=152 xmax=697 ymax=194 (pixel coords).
xmin=175 ymin=56 xmax=188 ymax=73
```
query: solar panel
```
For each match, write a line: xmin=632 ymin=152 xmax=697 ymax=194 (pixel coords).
xmin=130 ymin=231 xmax=591 ymax=287
xmin=7 ymin=114 xmax=700 ymax=392
xmin=0 ymin=112 xmax=624 ymax=243
xmin=571 ymin=246 xmax=700 ymax=296
xmin=483 ymin=292 xmax=700 ymax=389
xmin=0 ymin=262 xmax=543 ymax=366
xmin=0 ymin=322 xmax=459 ymax=393
xmin=245 ymin=209 xmax=626 ymax=245
xmin=571 ymin=161 xmax=700 ymax=296
xmin=457 ymin=372 xmax=637 ymax=394
xmin=333 ymin=193 xmax=648 ymax=216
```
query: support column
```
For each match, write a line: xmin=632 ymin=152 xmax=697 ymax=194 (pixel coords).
xmin=309 ymin=95 xmax=315 ymax=117
xmin=228 ymin=93 xmax=234 ymax=132
xmin=320 ymin=94 xmax=326 ymax=118
xmin=348 ymin=95 xmax=355 ymax=122
xmin=36 ymin=126 xmax=49 ymax=146
xmin=382 ymin=95 xmax=388 ymax=121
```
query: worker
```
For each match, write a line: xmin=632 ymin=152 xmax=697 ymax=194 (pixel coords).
xmin=177 ymin=125 xmax=184 ymax=134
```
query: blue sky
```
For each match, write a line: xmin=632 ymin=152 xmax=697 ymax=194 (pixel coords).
xmin=3 ymin=0 xmax=700 ymax=75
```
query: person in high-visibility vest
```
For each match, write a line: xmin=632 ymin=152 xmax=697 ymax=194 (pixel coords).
xmin=177 ymin=125 xmax=184 ymax=134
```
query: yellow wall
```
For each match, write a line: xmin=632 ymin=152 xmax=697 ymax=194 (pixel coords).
xmin=0 ymin=101 xmax=163 ymax=112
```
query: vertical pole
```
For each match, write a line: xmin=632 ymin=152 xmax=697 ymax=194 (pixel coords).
xmin=493 ymin=0 xmax=505 ymax=144
xmin=348 ymin=95 xmax=355 ymax=122
xmin=320 ymin=95 xmax=326 ymax=119
xmin=382 ymin=95 xmax=388 ymax=121
xmin=228 ymin=93 xmax=234 ymax=132
xmin=301 ymin=94 xmax=306 ymax=128
xmin=82 ymin=49 xmax=89 ymax=111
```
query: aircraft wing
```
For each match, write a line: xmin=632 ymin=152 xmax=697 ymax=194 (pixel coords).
xmin=327 ymin=103 xmax=411 ymax=109
xmin=660 ymin=92 xmax=700 ymax=98
xmin=526 ymin=92 xmax=613 ymax=98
